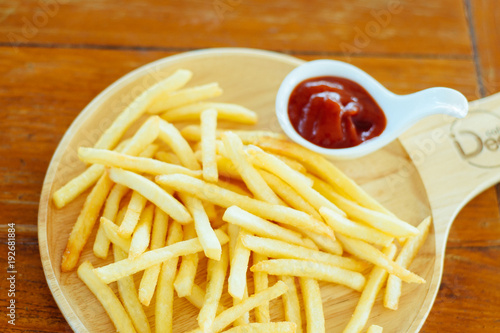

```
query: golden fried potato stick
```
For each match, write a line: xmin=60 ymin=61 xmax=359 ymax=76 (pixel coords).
xmin=150 ymin=82 xmax=223 ymax=113
xmin=78 ymin=147 xmax=202 ymax=177
xmin=97 ymin=69 xmax=191 ymax=149
xmin=201 ymin=108 xmax=219 ymax=182
xmin=228 ymin=223 xmax=250 ymax=326
xmin=187 ymin=281 xmax=288 ymax=333
xmin=254 ymin=138 xmax=393 ymax=215
xmin=156 ymin=221 xmax=183 ymax=333
xmin=251 ymin=259 xmax=366 ymax=292
xmin=119 ymin=191 xmax=148 ymax=238
xmin=366 ymin=325 xmax=383 ymax=333
xmin=113 ymin=245 xmax=151 ymax=333
xmin=108 ymin=168 xmax=192 ymax=224
xmin=253 ymin=253 xmax=270 ymax=323
xmin=173 ymin=223 xmax=199 ymax=297
xmin=158 ymin=119 xmax=201 ymax=170
xmin=222 ymin=132 xmax=282 ymax=205
xmin=61 ymin=174 xmax=113 ymax=272
xmin=245 ymin=146 xmax=343 ymax=216
xmin=384 ymin=216 xmax=432 ymax=310
xmin=53 ymin=115 xmax=160 ymax=208
xmin=241 ymin=234 xmax=365 ymax=272
xmin=94 ymin=228 xmax=229 ymax=283
xmin=156 ymin=174 xmax=334 ymax=238
xmin=336 ymin=234 xmax=425 ymax=284
xmin=128 ymin=204 xmax=154 ymax=258
xmin=184 ymin=283 xmax=227 ymax=315
xmin=138 ymin=207 xmax=169 ymax=306
xmin=77 ymin=261 xmax=136 ymax=333
xmin=161 ymin=102 xmax=257 ymax=125
xmin=319 ymin=207 xmax=394 ymax=247
xmin=280 ymin=275 xmax=302 ymax=333
xmin=343 ymin=244 xmax=397 ymax=333
xmin=223 ymin=206 xmax=311 ymax=248
xmin=100 ymin=217 xmax=131 ymax=253
xmin=228 ymin=229 xmax=252 ymax=300
xmin=259 ymin=170 xmax=321 ymax=220
xmin=299 ymin=278 xmax=324 ymax=333
xmin=312 ymin=176 xmax=418 ymax=238
xmin=181 ymin=125 xmax=286 ymax=143
xmin=93 ymin=183 xmax=129 ymax=259
xmin=179 ymin=193 xmax=222 ymax=260
xmin=198 ymin=244 xmax=229 ymax=332
xmin=222 ymin=322 xmax=297 ymax=333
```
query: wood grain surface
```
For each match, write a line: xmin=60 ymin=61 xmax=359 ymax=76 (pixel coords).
xmin=0 ymin=0 xmax=499 ymax=332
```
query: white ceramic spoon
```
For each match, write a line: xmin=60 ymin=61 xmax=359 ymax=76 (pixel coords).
xmin=275 ymin=59 xmax=469 ymax=159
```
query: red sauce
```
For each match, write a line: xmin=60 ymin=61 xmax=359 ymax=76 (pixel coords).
xmin=288 ymin=76 xmax=386 ymax=149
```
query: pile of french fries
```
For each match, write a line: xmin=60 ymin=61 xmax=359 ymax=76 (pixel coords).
xmin=54 ymin=68 xmax=431 ymax=333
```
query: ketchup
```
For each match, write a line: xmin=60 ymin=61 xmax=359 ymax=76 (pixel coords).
xmin=288 ymin=76 xmax=386 ymax=149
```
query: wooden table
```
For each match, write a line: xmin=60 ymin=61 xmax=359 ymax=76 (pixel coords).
xmin=1 ymin=1 xmax=499 ymax=332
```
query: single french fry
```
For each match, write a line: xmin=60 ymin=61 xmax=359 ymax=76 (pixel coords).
xmin=319 ymin=207 xmax=394 ymax=247
xmin=61 ymin=174 xmax=113 ymax=272
xmin=201 ymin=108 xmax=219 ymax=182
xmin=156 ymin=174 xmax=334 ymax=238
xmin=280 ymin=275 xmax=302 ymax=333
xmin=160 ymin=122 xmax=200 ymax=171
xmin=254 ymin=138 xmax=393 ymax=215
xmin=222 ymin=132 xmax=282 ymax=205
xmin=312 ymin=177 xmax=417 ymax=238
xmin=179 ymin=193 xmax=222 ymax=260
xmin=222 ymin=206 xmax=310 ymax=248
xmin=161 ymin=102 xmax=257 ymax=125
xmin=53 ymin=116 xmax=160 ymax=208
xmin=336 ymin=234 xmax=425 ymax=284
xmin=150 ymin=82 xmax=223 ymax=113
xmin=174 ymin=223 xmax=199 ymax=297
xmin=138 ymin=207 xmax=169 ymax=306
xmin=94 ymin=228 xmax=229 ymax=283
xmin=155 ymin=150 xmax=181 ymax=165
xmin=77 ymin=261 xmax=136 ymax=333
xmin=96 ymin=69 xmax=192 ymax=149
xmin=128 ymin=204 xmax=154 ymax=258
xmin=198 ymin=244 xmax=229 ymax=332
xmin=188 ymin=281 xmax=288 ymax=333
xmin=343 ymin=244 xmax=397 ymax=333
xmin=113 ymin=244 xmax=151 ymax=333
xmin=300 ymin=229 xmax=343 ymax=256
xmin=251 ymin=259 xmax=365 ymax=291
xmin=108 ymin=168 xmax=192 ymax=224
xmin=119 ymin=191 xmax=148 ymax=238
xmin=259 ymin=170 xmax=321 ymax=220
xmin=384 ymin=216 xmax=432 ymax=310
xmin=246 ymin=146 xmax=343 ymax=216
xmin=78 ymin=147 xmax=202 ymax=177
xmin=241 ymin=234 xmax=365 ymax=272
xmin=185 ymin=283 xmax=227 ymax=315
xmin=228 ymin=230 xmax=252 ymax=300
xmin=93 ymin=183 xmax=129 ymax=259
xmin=156 ymin=221 xmax=183 ymax=333
xmin=366 ymin=325 xmax=383 ymax=333
xmin=181 ymin=125 xmax=286 ymax=143
xmin=221 ymin=322 xmax=297 ymax=333
xmin=299 ymin=278 xmax=325 ymax=333
xmin=253 ymin=253 xmax=270 ymax=323
xmin=228 ymin=224 xmax=250 ymax=326
xmin=100 ymin=217 xmax=131 ymax=253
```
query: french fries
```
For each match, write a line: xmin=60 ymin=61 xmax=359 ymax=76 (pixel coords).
xmin=57 ymin=68 xmax=431 ymax=333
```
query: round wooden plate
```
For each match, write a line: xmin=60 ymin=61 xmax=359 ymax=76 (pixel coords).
xmin=38 ymin=48 xmax=439 ymax=332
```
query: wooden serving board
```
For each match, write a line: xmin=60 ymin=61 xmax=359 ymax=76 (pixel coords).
xmin=37 ymin=48 xmax=500 ymax=333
